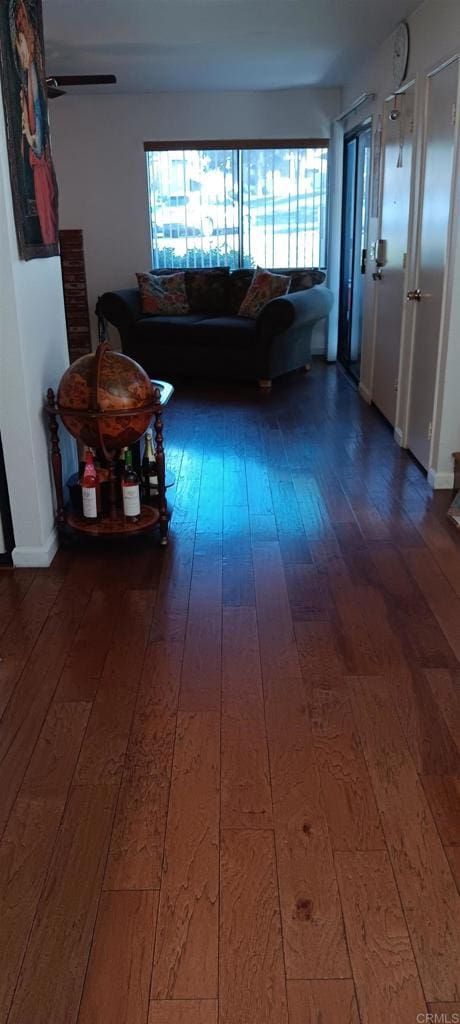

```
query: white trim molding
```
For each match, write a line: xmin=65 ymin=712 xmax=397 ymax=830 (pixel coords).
xmin=12 ymin=527 xmax=59 ymax=568
xmin=427 ymin=467 xmax=455 ymax=490
xmin=394 ymin=426 xmax=405 ymax=447
xmin=358 ymin=381 xmax=372 ymax=404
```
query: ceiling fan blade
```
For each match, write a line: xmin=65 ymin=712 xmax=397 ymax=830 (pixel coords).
xmin=50 ymin=75 xmax=117 ymax=86
xmin=46 ymin=83 xmax=66 ymax=98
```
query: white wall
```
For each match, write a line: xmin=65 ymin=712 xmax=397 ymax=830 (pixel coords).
xmin=50 ymin=86 xmax=340 ymax=346
xmin=0 ymin=82 xmax=71 ymax=566
xmin=340 ymin=0 xmax=460 ymax=485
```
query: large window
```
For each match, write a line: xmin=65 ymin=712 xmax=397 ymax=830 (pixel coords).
xmin=145 ymin=142 xmax=328 ymax=271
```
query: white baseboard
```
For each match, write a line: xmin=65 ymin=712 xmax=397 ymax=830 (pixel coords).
xmin=427 ymin=468 xmax=455 ymax=490
xmin=358 ymin=381 xmax=372 ymax=404
xmin=12 ymin=527 xmax=59 ymax=568
xmin=394 ymin=427 xmax=405 ymax=447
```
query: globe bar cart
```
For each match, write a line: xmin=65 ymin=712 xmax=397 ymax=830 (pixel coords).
xmin=45 ymin=343 xmax=174 ymax=545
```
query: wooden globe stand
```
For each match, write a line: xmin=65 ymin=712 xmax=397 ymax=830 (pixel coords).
xmin=45 ymin=378 xmax=174 ymax=545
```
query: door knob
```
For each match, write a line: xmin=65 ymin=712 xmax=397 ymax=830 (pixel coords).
xmin=406 ymin=288 xmax=422 ymax=301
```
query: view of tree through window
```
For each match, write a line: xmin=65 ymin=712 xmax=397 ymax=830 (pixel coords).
xmin=145 ymin=145 xmax=328 ymax=270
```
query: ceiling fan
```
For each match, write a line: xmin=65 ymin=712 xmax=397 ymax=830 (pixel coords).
xmin=46 ymin=74 xmax=117 ymax=99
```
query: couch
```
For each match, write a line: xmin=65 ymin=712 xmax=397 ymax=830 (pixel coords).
xmin=96 ymin=267 xmax=333 ymax=388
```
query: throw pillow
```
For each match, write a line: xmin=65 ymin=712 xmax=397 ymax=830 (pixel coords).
xmin=289 ymin=269 xmax=326 ymax=292
xmin=136 ymin=271 xmax=190 ymax=315
xmin=238 ymin=268 xmax=291 ymax=319
xmin=227 ymin=269 xmax=254 ymax=314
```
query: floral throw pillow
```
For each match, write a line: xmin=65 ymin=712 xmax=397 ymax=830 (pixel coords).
xmin=136 ymin=271 xmax=190 ymax=316
xmin=238 ymin=268 xmax=291 ymax=319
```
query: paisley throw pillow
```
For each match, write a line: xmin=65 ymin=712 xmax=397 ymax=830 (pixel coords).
xmin=136 ymin=271 xmax=190 ymax=315
xmin=238 ymin=268 xmax=291 ymax=319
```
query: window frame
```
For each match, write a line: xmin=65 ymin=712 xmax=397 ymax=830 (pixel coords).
xmin=144 ymin=138 xmax=330 ymax=271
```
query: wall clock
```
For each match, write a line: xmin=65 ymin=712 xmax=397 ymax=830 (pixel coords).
xmin=392 ymin=21 xmax=410 ymax=88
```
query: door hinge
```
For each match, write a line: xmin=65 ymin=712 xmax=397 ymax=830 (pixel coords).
xmin=402 ymin=252 xmax=407 ymax=270
xmin=427 ymin=421 xmax=433 ymax=441
xmin=394 ymin=378 xmax=399 ymax=393
xmin=452 ymin=102 xmax=457 ymax=127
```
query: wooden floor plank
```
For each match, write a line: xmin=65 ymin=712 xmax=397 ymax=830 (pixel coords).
xmin=0 ymin=702 xmax=90 ymax=1023
xmin=428 ymin=1007 xmax=460 ymax=1019
xmin=402 ymin=546 xmax=460 ymax=662
xmin=284 ymin=563 xmax=332 ymax=622
xmin=152 ymin=711 xmax=219 ymax=1000
xmin=252 ymin=540 xmax=350 ymax=979
xmin=126 ymin=641 xmax=182 ymax=770
xmin=0 ymin=585 xmax=91 ymax=834
xmin=179 ymin=537 xmax=222 ymax=712
xmin=103 ymin=765 xmax=168 ymax=890
xmin=7 ymin=783 xmax=118 ymax=1024
xmin=0 ymin=573 xmax=64 ymax=718
xmin=421 ymin=774 xmax=460 ymax=845
xmin=354 ymin=585 xmax=460 ymax=775
xmin=75 ymin=590 xmax=153 ymax=785
xmin=221 ymin=607 xmax=272 ymax=830
xmin=55 ymin=588 xmax=119 ymax=701
xmin=296 ymin=620 xmax=348 ymax=689
xmin=445 ymin=845 xmax=460 ymax=892
xmin=78 ymin=890 xmax=157 ymax=1024
xmin=149 ymin=1001 xmax=218 ymax=1024
xmin=350 ymin=676 xmax=460 ymax=1001
xmin=425 ymin=668 xmax=460 ymax=750
xmin=287 ymin=980 xmax=360 ymax=1024
xmin=335 ymin=850 xmax=427 ymax=1023
xmin=265 ymin=693 xmax=350 ymax=980
xmin=309 ymin=688 xmax=384 ymax=851
xmin=219 ymin=829 xmax=288 ymax=1024
xmin=0 ymin=569 xmax=35 ymax=640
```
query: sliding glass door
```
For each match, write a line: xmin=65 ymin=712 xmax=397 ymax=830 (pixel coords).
xmin=338 ymin=123 xmax=371 ymax=379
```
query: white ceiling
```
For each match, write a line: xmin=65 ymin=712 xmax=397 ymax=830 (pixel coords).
xmin=43 ymin=0 xmax=421 ymax=93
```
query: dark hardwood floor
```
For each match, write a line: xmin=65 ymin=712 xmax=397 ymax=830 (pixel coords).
xmin=1 ymin=362 xmax=460 ymax=1023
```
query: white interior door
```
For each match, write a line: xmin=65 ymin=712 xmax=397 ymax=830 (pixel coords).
xmin=407 ymin=59 xmax=459 ymax=469
xmin=372 ymin=85 xmax=415 ymax=425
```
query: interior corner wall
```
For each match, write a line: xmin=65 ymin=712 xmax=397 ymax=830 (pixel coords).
xmin=0 ymin=81 xmax=71 ymax=566
xmin=338 ymin=0 xmax=460 ymax=484
xmin=49 ymin=86 xmax=341 ymax=350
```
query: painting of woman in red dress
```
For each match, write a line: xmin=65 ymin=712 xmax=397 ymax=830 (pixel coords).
xmin=0 ymin=0 xmax=59 ymax=259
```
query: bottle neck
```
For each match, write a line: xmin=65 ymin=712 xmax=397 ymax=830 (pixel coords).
xmin=144 ymin=434 xmax=155 ymax=461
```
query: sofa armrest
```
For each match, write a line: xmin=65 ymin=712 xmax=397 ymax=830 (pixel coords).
xmin=256 ymin=284 xmax=333 ymax=338
xmin=96 ymin=289 xmax=142 ymax=330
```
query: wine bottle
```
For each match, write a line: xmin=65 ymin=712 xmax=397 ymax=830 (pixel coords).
xmin=122 ymin=449 xmax=141 ymax=522
xmin=141 ymin=430 xmax=158 ymax=501
xmin=81 ymin=448 xmax=100 ymax=520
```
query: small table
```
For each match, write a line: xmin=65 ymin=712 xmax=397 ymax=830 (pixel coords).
xmin=46 ymin=378 xmax=174 ymax=546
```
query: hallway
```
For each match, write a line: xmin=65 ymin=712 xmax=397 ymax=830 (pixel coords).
xmin=1 ymin=363 xmax=459 ymax=1023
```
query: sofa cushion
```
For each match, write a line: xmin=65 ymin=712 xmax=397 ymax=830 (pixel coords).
xmin=136 ymin=313 xmax=211 ymax=345
xmin=195 ymin=315 xmax=258 ymax=349
xmin=238 ymin=268 xmax=291 ymax=319
xmin=136 ymin=271 xmax=190 ymax=315
xmin=186 ymin=267 xmax=230 ymax=313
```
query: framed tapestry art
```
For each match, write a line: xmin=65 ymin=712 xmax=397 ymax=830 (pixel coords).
xmin=0 ymin=0 xmax=59 ymax=259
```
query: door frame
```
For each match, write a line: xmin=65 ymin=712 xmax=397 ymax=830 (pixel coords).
xmin=337 ymin=117 xmax=372 ymax=378
xmin=366 ymin=77 xmax=417 ymax=434
xmin=395 ymin=53 xmax=460 ymax=477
